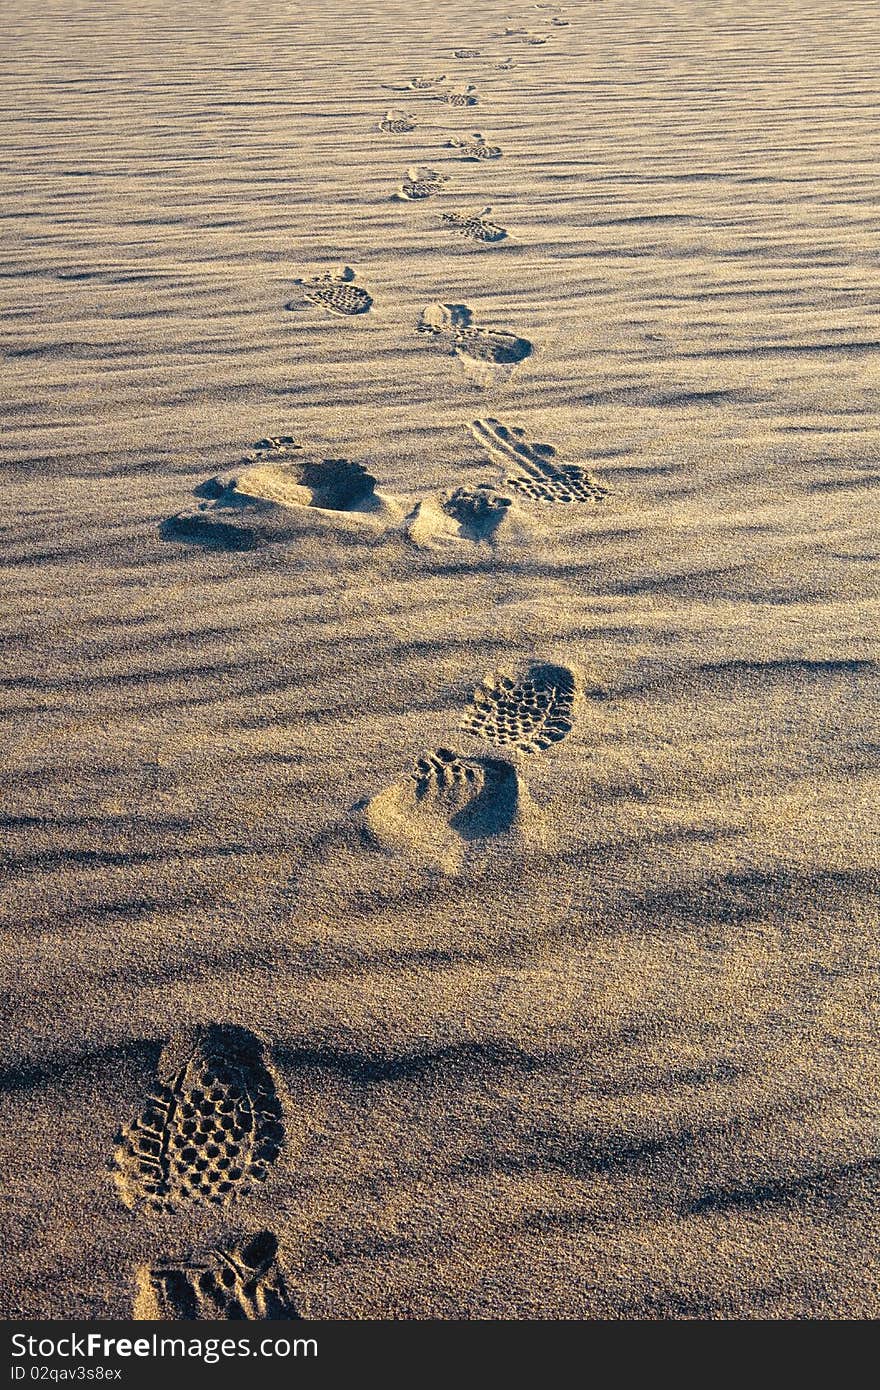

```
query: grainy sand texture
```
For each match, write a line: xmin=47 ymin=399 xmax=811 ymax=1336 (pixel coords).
xmin=1 ymin=0 xmax=879 ymax=1320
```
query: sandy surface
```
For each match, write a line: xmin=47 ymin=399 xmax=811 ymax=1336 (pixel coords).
xmin=1 ymin=0 xmax=879 ymax=1319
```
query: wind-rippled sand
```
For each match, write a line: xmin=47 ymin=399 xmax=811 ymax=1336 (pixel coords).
xmin=1 ymin=0 xmax=878 ymax=1319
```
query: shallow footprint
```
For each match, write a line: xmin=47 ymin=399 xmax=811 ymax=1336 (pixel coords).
xmin=114 ymin=1025 xmax=284 ymax=1213
xmin=379 ymin=107 xmax=416 ymax=133
xmin=440 ymin=206 xmax=507 ymax=244
xmin=287 ymin=265 xmax=372 ymax=318
xmin=464 ymin=662 xmax=576 ymax=753
xmin=438 ymin=84 xmax=480 ymax=107
xmin=135 ymin=1232 xmax=298 ymax=1320
xmin=407 ymin=483 xmax=513 ymax=547
xmin=505 ymin=28 xmax=549 ymax=44
xmin=469 ymin=417 xmax=609 ymax=503
xmin=382 ymin=74 xmax=446 ymax=91
xmin=446 ymin=132 xmax=502 ymax=160
xmin=396 ymin=165 xmax=448 ymax=201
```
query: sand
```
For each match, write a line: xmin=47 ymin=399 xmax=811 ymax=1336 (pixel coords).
xmin=1 ymin=0 xmax=879 ymax=1320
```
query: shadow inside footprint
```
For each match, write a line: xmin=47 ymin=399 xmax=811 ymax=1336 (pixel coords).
xmin=364 ymin=748 xmax=538 ymax=872
xmin=114 ymin=1023 xmax=284 ymax=1214
xmin=419 ymin=303 xmax=532 ymax=371
xmin=162 ymin=451 xmax=383 ymax=550
xmin=406 ymin=484 xmax=514 ymax=548
xmin=135 ymin=1231 xmax=298 ymax=1320
xmin=465 ymin=662 xmax=577 ymax=753
xmin=442 ymin=486 xmax=513 ymax=540
xmin=441 ymin=754 xmax=521 ymax=839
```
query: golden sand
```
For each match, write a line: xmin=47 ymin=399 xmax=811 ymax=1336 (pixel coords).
xmin=1 ymin=0 xmax=878 ymax=1319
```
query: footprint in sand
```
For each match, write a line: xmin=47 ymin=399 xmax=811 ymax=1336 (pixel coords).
xmin=464 ymin=662 xmax=576 ymax=753
xmin=469 ymin=417 xmax=609 ymax=503
xmin=379 ymin=108 xmax=416 ymax=133
xmin=162 ymin=443 xmax=391 ymax=549
xmin=407 ymin=483 xmax=513 ymax=547
xmin=135 ymin=1232 xmax=297 ymax=1320
xmin=437 ymin=84 xmax=480 ymax=108
xmin=286 ymin=265 xmax=372 ymax=318
xmin=113 ymin=1025 xmax=284 ymax=1213
xmin=419 ymin=303 xmax=532 ymax=384
xmin=439 ymin=206 xmax=507 ymax=244
xmin=365 ymin=747 xmax=537 ymax=871
xmin=395 ymin=165 xmax=448 ymax=201
xmin=446 ymin=132 xmax=503 ymax=161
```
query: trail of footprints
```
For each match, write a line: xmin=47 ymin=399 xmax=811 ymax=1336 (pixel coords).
xmin=112 ymin=1027 xmax=294 ymax=1319
xmin=137 ymin=4 xmax=587 ymax=1318
xmin=162 ymin=410 xmax=606 ymax=551
xmin=291 ymin=5 xmax=576 ymax=310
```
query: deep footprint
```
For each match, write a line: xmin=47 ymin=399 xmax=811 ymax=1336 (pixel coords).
xmin=465 ymin=663 xmax=576 ymax=753
xmin=412 ymin=749 xmax=520 ymax=835
xmin=371 ymin=747 xmax=523 ymax=839
xmin=407 ymin=483 xmax=513 ymax=546
xmin=113 ymin=1025 xmax=284 ymax=1212
xmin=469 ymin=418 xmax=609 ymax=502
xmin=287 ymin=266 xmax=372 ymax=317
xmin=441 ymin=485 xmax=513 ymax=539
xmin=135 ymin=1233 xmax=297 ymax=1320
xmin=419 ymin=303 xmax=532 ymax=367
xmin=440 ymin=207 xmax=507 ymax=243
xmin=163 ymin=450 xmax=380 ymax=549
